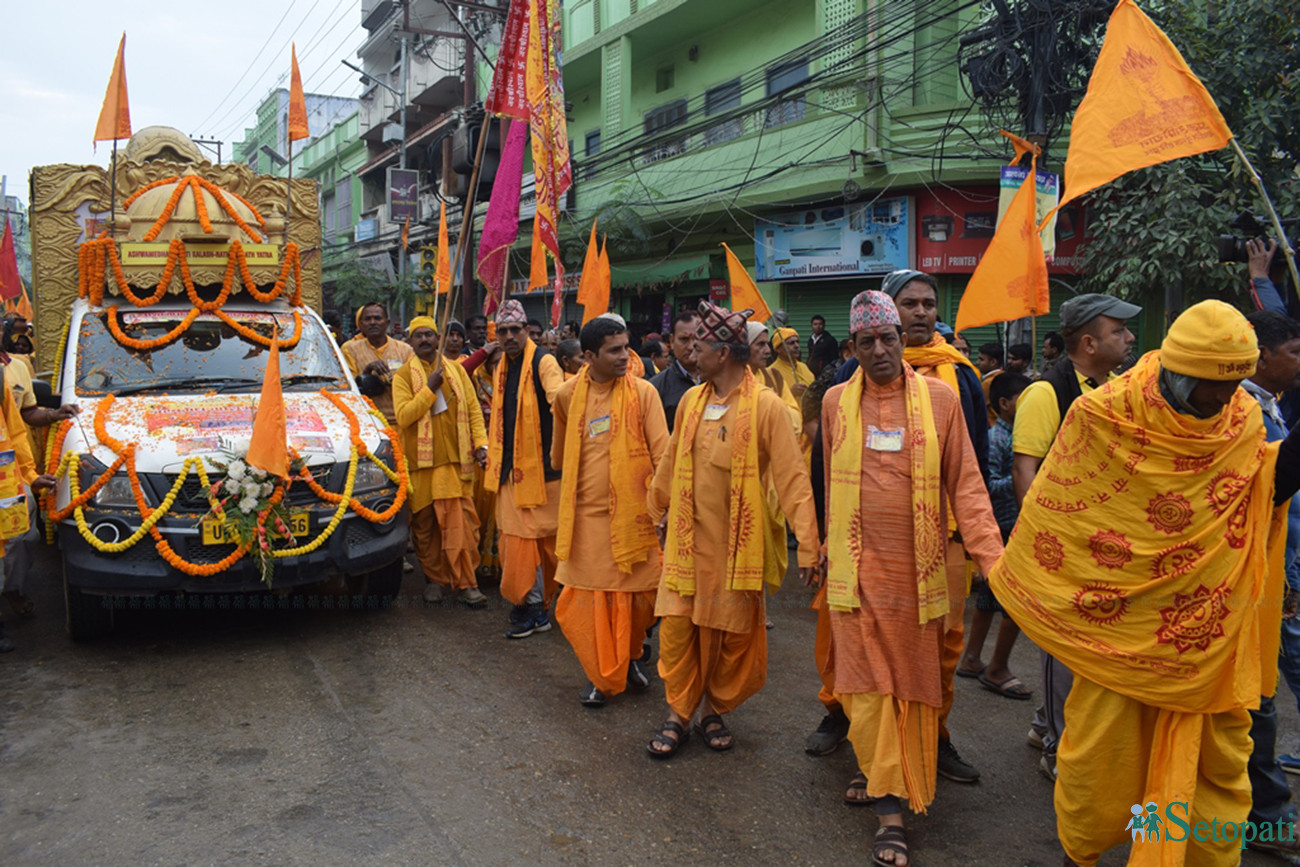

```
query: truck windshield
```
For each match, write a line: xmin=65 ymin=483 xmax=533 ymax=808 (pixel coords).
xmin=75 ymin=309 xmax=349 ymax=397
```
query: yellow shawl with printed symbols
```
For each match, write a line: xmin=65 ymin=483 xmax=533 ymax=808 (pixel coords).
xmin=662 ymin=369 xmax=769 ymax=595
xmin=826 ymin=363 xmax=946 ymax=621
xmin=555 ymin=368 xmax=657 ymax=572
xmin=406 ymin=357 xmax=475 ymax=484
xmin=990 ymin=351 xmax=1285 ymax=714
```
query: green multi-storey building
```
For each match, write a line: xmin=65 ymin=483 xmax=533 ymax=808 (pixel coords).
xmin=495 ymin=0 xmax=1098 ymax=346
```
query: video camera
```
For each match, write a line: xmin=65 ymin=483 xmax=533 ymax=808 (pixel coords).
xmin=1217 ymin=212 xmax=1299 ymax=264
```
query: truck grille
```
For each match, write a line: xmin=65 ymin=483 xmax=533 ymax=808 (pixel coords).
xmin=155 ymin=465 xmax=334 ymax=510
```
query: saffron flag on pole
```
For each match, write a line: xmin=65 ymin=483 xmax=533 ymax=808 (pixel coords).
xmin=956 ymin=132 xmax=1050 ymax=333
xmin=476 ymin=119 xmax=528 ymax=315
xmin=721 ymin=243 xmax=772 ymax=323
xmin=93 ymin=33 xmax=132 ymax=146
xmin=529 ymin=216 xmax=548 ymax=291
xmin=16 ymin=285 xmax=34 ymax=322
xmin=288 ymin=44 xmax=310 ymax=144
xmin=0 ymin=222 xmax=22 ymax=301
xmin=246 ymin=340 xmax=290 ymax=478
xmin=577 ymin=221 xmax=608 ymax=325
xmin=436 ymin=201 xmax=452 ymax=295
xmin=598 ymin=236 xmax=611 ymax=305
xmin=1043 ymin=0 xmax=1231 ymax=228
xmin=525 ymin=0 xmax=573 ymax=327
xmin=401 ymin=216 xmax=410 ymax=252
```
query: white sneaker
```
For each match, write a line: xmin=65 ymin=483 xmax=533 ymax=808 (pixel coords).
xmin=402 ymin=559 xmax=415 ymax=573
xmin=422 ymin=583 xmax=444 ymax=603
xmin=1026 ymin=728 xmax=1045 ymax=750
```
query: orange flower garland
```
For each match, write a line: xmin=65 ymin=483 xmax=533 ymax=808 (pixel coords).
xmin=139 ymin=176 xmax=266 ymax=244
xmin=106 ymin=305 xmax=202 ymax=351
xmin=212 ymin=308 xmax=302 ymax=349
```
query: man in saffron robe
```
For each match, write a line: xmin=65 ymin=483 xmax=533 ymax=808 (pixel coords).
xmin=392 ymin=317 xmax=488 ymax=607
xmin=341 ymin=302 xmax=413 ymax=427
xmin=485 ymin=300 xmax=566 ymax=638
xmin=822 ymin=290 xmax=1003 ymax=865
xmin=991 ymin=300 xmax=1300 ymax=867
xmin=645 ymin=301 xmax=819 ymax=758
xmin=770 ymin=326 xmax=815 ymax=400
xmin=551 ymin=316 xmax=669 ymax=706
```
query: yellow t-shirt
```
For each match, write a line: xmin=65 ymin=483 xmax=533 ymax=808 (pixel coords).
xmin=1012 ymin=370 xmax=1110 ymax=458
xmin=3 ymin=361 xmax=37 ymax=410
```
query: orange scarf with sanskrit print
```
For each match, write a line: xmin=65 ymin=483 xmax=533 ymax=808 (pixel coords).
xmin=485 ymin=338 xmax=547 ymax=507
xmin=990 ymin=350 xmax=1285 ymax=714
xmin=825 ymin=363 xmax=945 ymax=621
xmin=662 ymin=368 xmax=768 ymax=595
xmin=406 ymin=357 xmax=475 ymax=482
xmin=555 ymin=368 xmax=658 ymax=572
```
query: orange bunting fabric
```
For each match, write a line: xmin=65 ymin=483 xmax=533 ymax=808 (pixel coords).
xmin=722 ymin=243 xmax=772 ymax=323
xmin=529 ymin=217 xmax=548 ymax=290
xmin=93 ymin=33 xmax=132 ymax=144
xmin=662 ymin=368 xmax=769 ymax=594
xmin=577 ymin=220 xmax=603 ymax=324
xmin=955 ymin=161 xmax=1050 ymax=331
xmin=1046 ymin=0 xmax=1231 ymax=225
xmin=989 ymin=350 xmax=1283 ymax=713
xmin=436 ymin=201 xmax=451 ymax=295
xmin=555 ymin=368 xmax=658 ymax=572
xmin=288 ymin=44 xmax=310 ymax=143
xmin=246 ymin=340 xmax=290 ymax=477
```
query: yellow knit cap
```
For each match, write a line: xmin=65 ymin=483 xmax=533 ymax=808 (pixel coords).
xmin=1160 ymin=300 xmax=1257 ymax=381
xmin=771 ymin=326 xmax=798 ymax=347
xmin=408 ymin=316 xmax=438 ymax=335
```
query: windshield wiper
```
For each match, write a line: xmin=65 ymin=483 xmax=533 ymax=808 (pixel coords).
xmin=110 ymin=376 xmax=263 ymax=396
xmin=280 ymin=374 xmax=345 ymax=388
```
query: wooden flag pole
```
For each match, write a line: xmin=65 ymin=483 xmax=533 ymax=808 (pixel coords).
xmin=1230 ymin=138 xmax=1300 ymax=297
xmin=109 ymin=140 xmax=118 ymax=236
xmin=434 ymin=112 xmax=494 ymax=373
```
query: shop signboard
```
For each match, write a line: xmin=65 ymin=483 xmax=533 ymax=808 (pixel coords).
xmin=754 ymin=198 xmax=912 ymax=282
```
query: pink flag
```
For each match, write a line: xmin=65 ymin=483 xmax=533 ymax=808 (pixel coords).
xmin=476 ymin=119 xmax=528 ymax=315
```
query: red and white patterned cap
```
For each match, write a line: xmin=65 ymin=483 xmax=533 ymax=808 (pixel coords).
xmin=850 ymin=289 xmax=901 ymax=335
xmin=494 ymin=299 xmax=527 ymax=326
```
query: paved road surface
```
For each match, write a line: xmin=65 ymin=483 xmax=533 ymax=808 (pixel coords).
xmin=1 ymin=543 xmax=1295 ymax=865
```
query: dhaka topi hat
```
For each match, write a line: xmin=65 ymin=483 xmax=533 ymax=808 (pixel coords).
xmin=495 ymin=299 xmax=527 ymax=327
xmin=695 ymin=300 xmax=750 ymax=345
xmin=850 ymin=290 xmax=902 ymax=335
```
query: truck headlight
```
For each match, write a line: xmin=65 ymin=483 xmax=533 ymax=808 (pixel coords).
xmin=94 ymin=474 xmax=138 ymax=508
xmin=352 ymin=441 xmax=396 ymax=494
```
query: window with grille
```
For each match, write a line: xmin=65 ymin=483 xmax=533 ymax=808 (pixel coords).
xmin=642 ymin=99 xmax=688 ymax=163
xmin=765 ymin=57 xmax=809 ymax=128
xmin=704 ymin=79 xmax=743 ymax=145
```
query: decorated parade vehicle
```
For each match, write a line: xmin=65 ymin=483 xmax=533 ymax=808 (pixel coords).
xmin=29 ymin=128 xmax=409 ymax=638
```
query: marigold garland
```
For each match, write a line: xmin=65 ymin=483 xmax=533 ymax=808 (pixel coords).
xmin=46 ymin=391 xmax=409 ymax=578
xmin=105 ymin=305 xmax=202 ymax=351
xmin=212 ymin=308 xmax=302 ymax=349
xmin=138 ymin=176 xmax=266 ymax=244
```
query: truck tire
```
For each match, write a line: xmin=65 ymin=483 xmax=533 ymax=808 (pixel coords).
xmin=346 ymin=559 xmax=403 ymax=609
xmin=63 ymin=558 xmax=114 ymax=641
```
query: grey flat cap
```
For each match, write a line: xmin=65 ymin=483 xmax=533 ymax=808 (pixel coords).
xmin=1059 ymin=293 xmax=1142 ymax=334
xmin=881 ymin=269 xmax=936 ymax=298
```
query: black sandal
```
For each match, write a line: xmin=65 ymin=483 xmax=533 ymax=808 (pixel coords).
xmin=872 ymin=825 xmax=909 ymax=867
xmin=694 ymin=713 xmax=734 ymax=751
xmin=844 ymin=772 xmax=874 ymax=806
xmin=646 ymin=719 xmax=689 ymax=759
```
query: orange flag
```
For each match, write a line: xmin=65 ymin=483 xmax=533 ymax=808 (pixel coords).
xmin=93 ymin=33 xmax=132 ymax=145
xmin=246 ymin=340 xmax=290 ymax=478
xmin=1045 ymin=0 xmax=1231 ymax=227
xmin=598 ymin=236 xmax=611 ymax=300
xmin=15 ymin=285 xmax=33 ymax=322
xmin=0 ymin=222 xmax=22 ymax=301
xmin=401 ymin=217 xmax=410 ymax=252
xmin=529 ymin=216 xmax=548 ymax=291
xmin=435 ymin=201 xmax=451 ymax=295
xmin=721 ymin=242 xmax=772 ymax=322
xmin=288 ymin=44 xmax=310 ymax=144
xmin=956 ymin=162 xmax=1050 ymax=333
xmin=577 ymin=221 xmax=608 ymax=324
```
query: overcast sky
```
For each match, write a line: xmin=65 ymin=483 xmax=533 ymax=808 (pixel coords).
xmin=0 ymin=1 xmax=366 ymax=202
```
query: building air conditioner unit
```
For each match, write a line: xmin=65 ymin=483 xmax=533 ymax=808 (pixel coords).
xmin=383 ymin=123 xmax=404 ymax=145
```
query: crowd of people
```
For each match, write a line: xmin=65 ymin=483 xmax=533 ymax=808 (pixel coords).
xmin=6 ymin=238 xmax=1300 ymax=864
xmin=327 ymin=242 xmax=1300 ymax=866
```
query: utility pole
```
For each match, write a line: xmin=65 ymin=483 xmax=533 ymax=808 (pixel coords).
xmin=397 ymin=26 xmax=409 ymax=325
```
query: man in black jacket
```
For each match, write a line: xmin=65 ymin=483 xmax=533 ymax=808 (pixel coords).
xmin=649 ymin=310 xmax=701 ymax=432
xmin=807 ymin=314 xmax=839 ymax=376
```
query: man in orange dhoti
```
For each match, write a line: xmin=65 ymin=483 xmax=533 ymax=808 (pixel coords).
xmin=392 ymin=317 xmax=489 ymax=607
xmin=822 ymin=290 xmax=1003 ymax=865
xmin=991 ymin=300 xmax=1300 ymax=867
xmin=485 ymin=300 xmax=566 ymax=638
xmin=646 ymin=301 xmax=819 ymax=758
xmin=552 ymin=316 xmax=669 ymax=706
